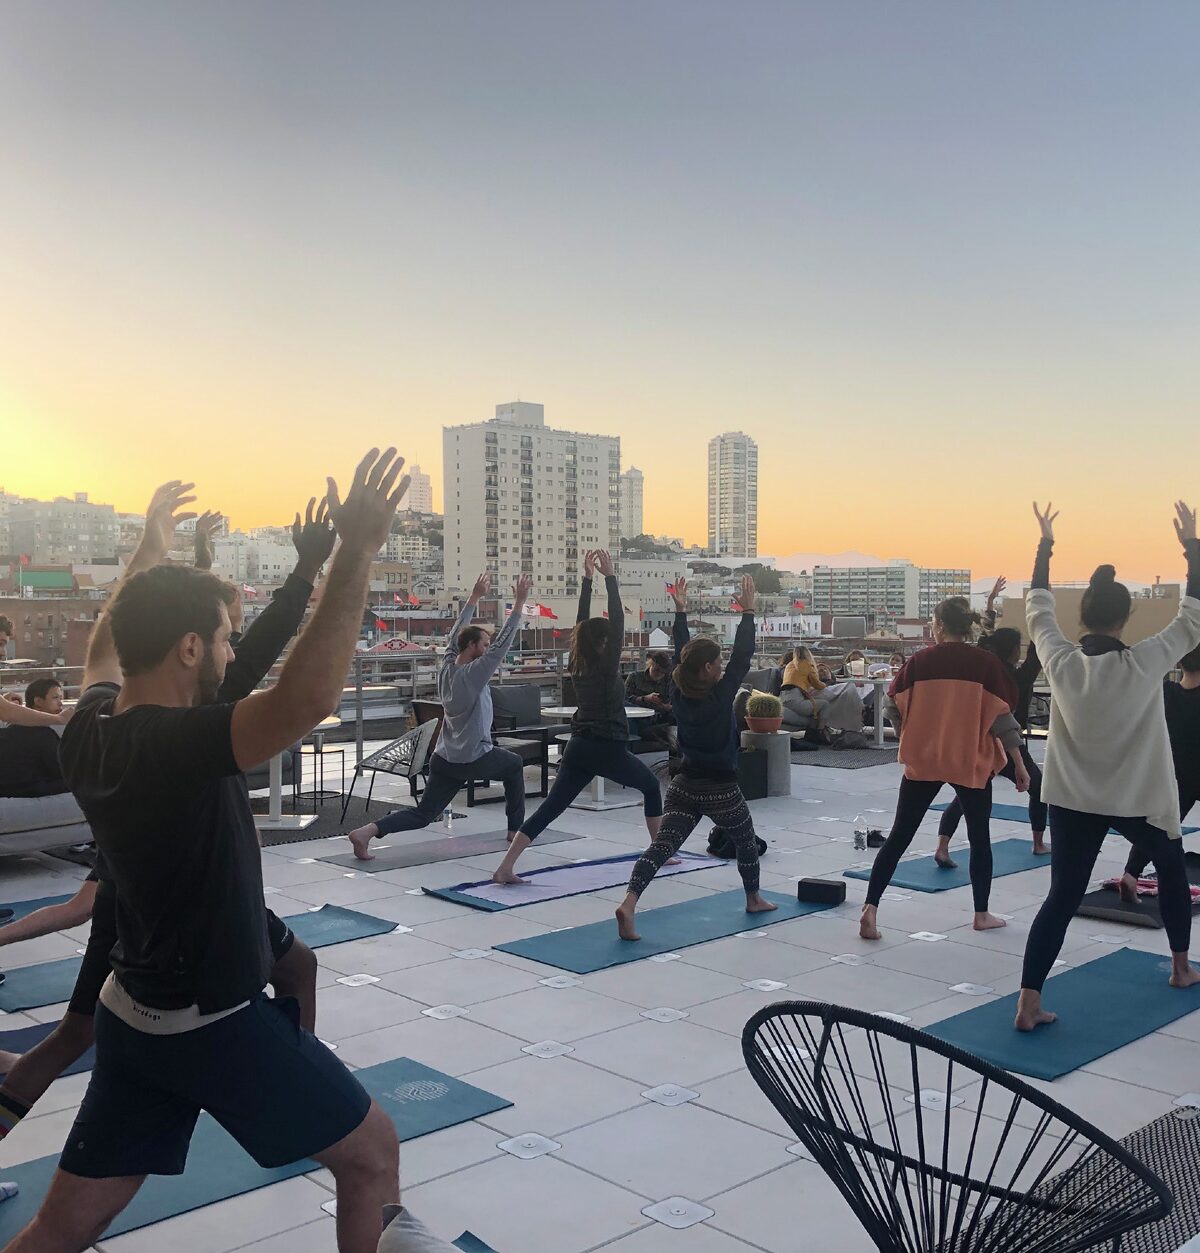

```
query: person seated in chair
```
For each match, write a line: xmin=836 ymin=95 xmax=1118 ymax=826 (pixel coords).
xmin=0 ymin=678 xmax=71 ymax=798
xmin=780 ymin=647 xmax=865 ymax=744
xmin=625 ymin=650 xmax=674 ymax=742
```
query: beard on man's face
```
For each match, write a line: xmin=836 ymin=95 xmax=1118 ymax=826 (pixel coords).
xmin=197 ymin=645 xmax=223 ymax=706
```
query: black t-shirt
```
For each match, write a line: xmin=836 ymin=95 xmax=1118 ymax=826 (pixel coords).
xmin=1165 ymin=680 xmax=1200 ymax=789
xmin=59 ymin=683 xmax=272 ymax=1013
xmin=0 ymin=724 xmax=69 ymax=798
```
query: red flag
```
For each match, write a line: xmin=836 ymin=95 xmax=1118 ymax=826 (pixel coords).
xmin=392 ymin=592 xmax=402 ymax=604
xmin=664 ymin=582 xmax=676 ymax=594
xmin=19 ymin=554 xmax=30 ymax=567
xmin=552 ymin=628 xmax=561 ymax=638
xmin=408 ymin=593 xmax=420 ymax=607
xmin=792 ymin=599 xmax=805 ymax=610
xmin=374 ymin=617 xmax=388 ymax=632
xmin=639 ymin=607 xmax=644 ymax=621
xmin=730 ymin=599 xmax=743 ymax=612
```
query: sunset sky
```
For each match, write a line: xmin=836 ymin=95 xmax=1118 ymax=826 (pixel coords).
xmin=2 ymin=2 xmax=1198 ymax=583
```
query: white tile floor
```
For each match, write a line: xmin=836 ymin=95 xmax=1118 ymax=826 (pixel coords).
xmin=0 ymin=742 xmax=1197 ymax=1251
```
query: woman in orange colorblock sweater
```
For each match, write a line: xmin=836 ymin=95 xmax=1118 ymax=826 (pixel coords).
xmin=860 ymin=597 xmax=1029 ymax=941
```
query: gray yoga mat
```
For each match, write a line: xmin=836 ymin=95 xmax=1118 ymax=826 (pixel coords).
xmin=321 ymin=827 xmax=582 ymax=872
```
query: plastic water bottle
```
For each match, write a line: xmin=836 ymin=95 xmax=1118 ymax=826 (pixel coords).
xmin=443 ymin=804 xmax=453 ymax=831
xmin=852 ymin=814 xmax=867 ymax=852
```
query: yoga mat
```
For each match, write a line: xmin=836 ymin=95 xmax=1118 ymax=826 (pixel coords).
xmin=426 ymin=851 xmax=723 ymax=912
xmin=321 ymin=827 xmax=582 ymax=872
xmin=454 ymin=1236 xmax=499 ymax=1253
xmin=843 ymin=838 xmax=1048 ymax=894
xmin=934 ymin=801 xmax=1200 ymax=835
xmin=1077 ymin=850 xmax=1200 ymax=930
xmin=0 ymin=905 xmax=398 ymax=1013
xmin=0 ymin=893 xmax=74 ymax=923
xmin=0 ymin=1057 xmax=511 ymax=1243
xmin=924 ymin=948 xmax=1200 ymax=1081
xmin=496 ymin=889 xmax=830 ymax=974
xmin=0 ymin=1021 xmax=94 ymax=1080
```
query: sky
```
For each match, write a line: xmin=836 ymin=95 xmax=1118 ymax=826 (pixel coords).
xmin=2 ymin=1 xmax=1198 ymax=583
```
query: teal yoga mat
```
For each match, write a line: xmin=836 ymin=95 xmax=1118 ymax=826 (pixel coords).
xmin=0 ymin=904 xmax=396 ymax=1013
xmin=843 ymin=838 xmax=1048 ymax=894
xmin=0 ymin=1057 xmax=511 ymax=1243
xmin=934 ymin=801 xmax=1200 ymax=835
xmin=924 ymin=948 xmax=1200 ymax=1081
xmin=496 ymin=889 xmax=830 ymax=973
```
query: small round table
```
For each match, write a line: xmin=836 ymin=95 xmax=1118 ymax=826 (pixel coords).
xmin=259 ymin=714 xmax=342 ymax=834
xmin=541 ymin=705 xmax=655 ymax=811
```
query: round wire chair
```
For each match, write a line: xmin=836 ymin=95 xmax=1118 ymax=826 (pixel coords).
xmin=742 ymin=1001 xmax=1172 ymax=1252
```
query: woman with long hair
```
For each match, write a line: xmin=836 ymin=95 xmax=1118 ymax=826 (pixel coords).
xmin=859 ymin=596 xmax=1028 ymax=941
xmin=935 ymin=583 xmax=1047 ymax=861
xmin=1015 ymin=502 xmax=1200 ymax=1032
xmin=615 ymin=575 xmax=777 ymax=940
xmin=778 ymin=645 xmax=865 ymax=741
xmin=492 ymin=549 xmax=663 ymax=885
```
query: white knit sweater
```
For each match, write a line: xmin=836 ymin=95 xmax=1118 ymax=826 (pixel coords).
xmin=1027 ymin=589 xmax=1200 ymax=837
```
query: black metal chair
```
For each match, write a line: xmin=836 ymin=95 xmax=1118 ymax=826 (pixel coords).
xmin=339 ymin=720 xmax=437 ymax=822
xmin=742 ymin=1001 xmax=1172 ymax=1253
xmin=489 ymin=683 xmax=569 ymax=803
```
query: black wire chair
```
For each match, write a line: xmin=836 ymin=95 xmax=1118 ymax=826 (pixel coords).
xmin=742 ymin=1002 xmax=1172 ymax=1253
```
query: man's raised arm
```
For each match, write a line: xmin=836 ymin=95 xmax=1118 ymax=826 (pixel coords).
xmin=230 ymin=449 xmax=409 ymax=771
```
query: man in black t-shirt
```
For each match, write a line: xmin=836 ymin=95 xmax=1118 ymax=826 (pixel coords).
xmin=0 ymin=679 xmax=70 ymax=798
xmin=8 ymin=454 xmax=428 ymax=1253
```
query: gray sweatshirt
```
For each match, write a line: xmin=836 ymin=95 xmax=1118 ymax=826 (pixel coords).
xmin=435 ymin=601 xmax=523 ymax=763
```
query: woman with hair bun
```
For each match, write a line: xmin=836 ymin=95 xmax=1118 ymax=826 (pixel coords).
xmin=859 ymin=596 xmax=1029 ymax=941
xmin=1015 ymin=502 xmax=1200 ymax=1031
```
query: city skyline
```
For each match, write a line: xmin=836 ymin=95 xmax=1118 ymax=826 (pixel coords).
xmin=3 ymin=4 xmax=1200 ymax=581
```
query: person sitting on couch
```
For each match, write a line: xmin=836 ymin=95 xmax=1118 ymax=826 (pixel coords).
xmin=0 ymin=678 xmax=71 ymax=798
xmin=780 ymin=647 xmax=866 ymax=743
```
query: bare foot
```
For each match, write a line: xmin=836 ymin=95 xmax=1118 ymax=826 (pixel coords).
xmin=1118 ymin=873 xmax=1141 ymax=905
xmin=347 ymin=827 xmax=376 ymax=861
xmin=1015 ymin=1005 xmax=1057 ymax=1031
xmin=1169 ymin=962 xmax=1200 ymax=989
xmin=1032 ymin=836 xmax=1049 ymax=855
xmin=666 ymin=857 xmax=682 ymax=866
xmin=746 ymin=894 xmax=778 ymax=915
xmin=859 ymin=905 xmax=881 ymax=941
xmin=974 ymin=912 xmax=1007 ymax=931
xmin=505 ymin=831 xmax=516 ymax=844
xmin=491 ymin=869 xmax=528 ymax=886
xmin=615 ymin=902 xmax=640 ymax=941
xmin=935 ymin=854 xmax=958 ymax=870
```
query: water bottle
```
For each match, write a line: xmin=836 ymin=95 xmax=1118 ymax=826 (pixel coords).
xmin=443 ymin=804 xmax=453 ymax=831
xmin=852 ymin=814 xmax=867 ymax=852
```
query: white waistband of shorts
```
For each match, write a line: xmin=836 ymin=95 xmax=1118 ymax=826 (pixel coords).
xmin=99 ymin=974 xmax=250 ymax=1036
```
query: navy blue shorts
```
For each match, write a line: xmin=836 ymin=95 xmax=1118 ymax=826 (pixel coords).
xmin=59 ymin=995 xmax=370 ymax=1177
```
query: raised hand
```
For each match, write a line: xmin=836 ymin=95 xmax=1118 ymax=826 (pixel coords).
xmin=595 ymin=549 xmax=616 ymax=577
xmin=292 ymin=496 xmax=337 ymax=579
xmin=326 ymin=449 xmax=409 ymax=555
xmin=469 ymin=572 xmax=491 ymax=604
xmin=988 ymin=575 xmax=1007 ymax=605
xmin=670 ymin=577 xmax=688 ymax=611
xmin=583 ymin=550 xmax=597 ymax=577
xmin=192 ymin=511 xmax=223 ymax=571
xmin=1032 ymin=501 xmax=1058 ymax=543
xmin=739 ymin=573 xmax=757 ymax=612
xmin=513 ymin=572 xmax=533 ymax=605
xmin=1174 ymin=500 xmax=1197 ymax=546
xmin=139 ymin=481 xmax=198 ymax=563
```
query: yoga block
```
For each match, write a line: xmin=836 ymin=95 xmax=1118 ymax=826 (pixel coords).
xmin=797 ymin=878 xmax=846 ymax=905
xmin=737 ymin=747 xmax=769 ymax=801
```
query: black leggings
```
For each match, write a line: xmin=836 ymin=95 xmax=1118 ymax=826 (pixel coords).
xmin=866 ymin=776 xmax=994 ymax=913
xmin=375 ymin=748 xmax=525 ymax=837
xmin=521 ymin=734 xmax=662 ymax=841
xmin=1022 ymin=804 xmax=1194 ymax=992
xmin=1124 ymin=785 xmax=1200 ymax=878
xmin=629 ymin=774 xmax=760 ymax=898
xmin=938 ymin=744 xmax=1046 ymax=837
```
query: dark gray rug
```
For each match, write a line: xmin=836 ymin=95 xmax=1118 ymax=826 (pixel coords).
xmin=791 ymin=745 xmax=899 ymax=769
xmin=320 ymin=827 xmax=583 ymax=872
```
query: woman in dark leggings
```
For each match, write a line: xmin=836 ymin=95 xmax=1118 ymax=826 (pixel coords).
xmin=1016 ymin=502 xmax=1200 ymax=1032
xmin=493 ymin=549 xmax=662 ymax=884
xmin=616 ymin=575 xmax=776 ymax=940
xmin=936 ymin=622 xmax=1046 ymax=863
xmin=860 ymin=596 xmax=1027 ymax=942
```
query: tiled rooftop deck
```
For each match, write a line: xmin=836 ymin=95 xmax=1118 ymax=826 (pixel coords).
xmin=0 ymin=744 xmax=1196 ymax=1252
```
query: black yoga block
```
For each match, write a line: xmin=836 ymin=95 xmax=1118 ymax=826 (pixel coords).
xmin=736 ymin=746 xmax=769 ymax=801
xmin=797 ymin=878 xmax=846 ymax=905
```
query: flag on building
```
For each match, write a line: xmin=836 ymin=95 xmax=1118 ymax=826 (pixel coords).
xmin=392 ymin=592 xmax=403 ymax=604
xmin=408 ymin=593 xmax=420 ymax=607
xmin=730 ymin=599 xmax=743 ymax=612
xmin=242 ymin=583 xmax=258 ymax=600
xmin=792 ymin=599 xmax=805 ymax=610
xmin=374 ymin=617 xmax=388 ymax=632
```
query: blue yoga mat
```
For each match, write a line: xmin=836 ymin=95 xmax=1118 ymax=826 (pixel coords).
xmin=0 ymin=893 xmax=75 ymax=922
xmin=843 ymin=838 xmax=1048 ymax=894
xmin=934 ymin=801 xmax=1200 ymax=835
xmin=0 ymin=904 xmax=396 ymax=1013
xmin=0 ymin=1056 xmax=511 ymax=1243
xmin=0 ymin=1021 xmax=94 ymax=1080
xmin=925 ymin=948 xmax=1200 ymax=1081
xmin=454 ymin=1235 xmax=499 ymax=1252
xmin=496 ymin=889 xmax=829 ymax=974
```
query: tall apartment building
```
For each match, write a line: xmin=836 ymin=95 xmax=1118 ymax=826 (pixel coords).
xmin=809 ymin=560 xmax=971 ymax=628
xmin=443 ymin=401 xmax=620 ymax=597
xmin=0 ymin=489 xmax=22 ymax=556
xmin=707 ymin=432 xmax=758 ymax=558
xmin=619 ymin=467 xmax=644 ymax=538
xmin=400 ymin=464 xmax=434 ymax=514
xmin=8 ymin=494 xmax=119 ymax=565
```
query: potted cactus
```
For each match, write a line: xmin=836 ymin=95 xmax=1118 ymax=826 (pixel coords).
xmin=744 ymin=691 xmax=784 ymax=734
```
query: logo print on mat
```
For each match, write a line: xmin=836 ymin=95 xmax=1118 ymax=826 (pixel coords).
xmin=387 ymin=1080 xmax=449 ymax=1104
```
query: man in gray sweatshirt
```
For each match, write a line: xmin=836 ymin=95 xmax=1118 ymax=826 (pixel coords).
xmin=346 ymin=572 xmax=532 ymax=859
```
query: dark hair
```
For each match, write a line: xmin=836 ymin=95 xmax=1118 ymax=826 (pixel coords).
xmin=1180 ymin=643 xmax=1200 ymax=673
xmin=1080 ymin=565 xmax=1132 ymax=632
xmin=24 ymin=677 xmax=63 ymax=708
xmin=673 ymin=636 xmax=720 ymax=699
xmin=778 ymin=649 xmax=794 ymax=666
xmin=109 ymin=565 xmax=236 ymax=677
xmin=647 ymin=650 xmax=671 ymax=672
xmin=980 ymin=627 xmax=1023 ymax=667
xmin=934 ymin=597 xmax=981 ymax=639
xmin=569 ymin=618 xmax=609 ymax=676
xmin=457 ymin=624 xmax=491 ymax=652
xmin=0 ymin=615 xmax=12 ymax=637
